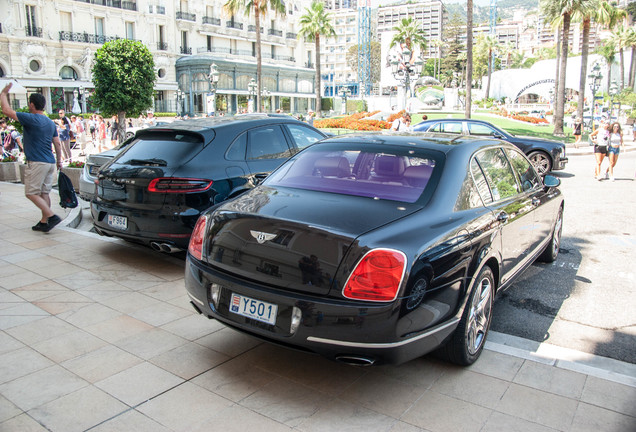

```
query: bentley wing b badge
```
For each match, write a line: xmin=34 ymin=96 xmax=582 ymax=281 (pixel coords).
xmin=250 ymin=230 xmax=277 ymax=244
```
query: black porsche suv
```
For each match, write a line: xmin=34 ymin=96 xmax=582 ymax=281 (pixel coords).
xmin=91 ymin=114 xmax=327 ymax=252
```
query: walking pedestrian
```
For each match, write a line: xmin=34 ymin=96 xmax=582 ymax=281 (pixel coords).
xmin=1 ymin=83 xmax=63 ymax=232
xmin=590 ymin=120 xmax=610 ymax=180
xmin=58 ymin=109 xmax=72 ymax=163
xmin=97 ymin=115 xmax=107 ymax=152
xmin=110 ymin=115 xmax=118 ymax=148
xmin=603 ymin=122 xmax=624 ymax=182
xmin=573 ymin=117 xmax=582 ymax=148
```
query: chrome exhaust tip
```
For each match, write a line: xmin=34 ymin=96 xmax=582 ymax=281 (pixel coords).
xmin=159 ymin=243 xmax=180 ymax=253
xmin=149 ymin=242 xmax=162 ymax=251
xmin=335 ymin=355 xmax=376 ymax=366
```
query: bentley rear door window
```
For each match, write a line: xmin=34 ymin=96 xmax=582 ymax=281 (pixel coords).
xmin=467 ymin=123 xmax=498 ymax=137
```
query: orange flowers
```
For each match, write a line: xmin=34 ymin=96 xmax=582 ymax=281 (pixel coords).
xmin=314 ymin=111 xmax=391 ymax=131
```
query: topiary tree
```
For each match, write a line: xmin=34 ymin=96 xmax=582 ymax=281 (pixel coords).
xmin=91 ymin=39 xmax=156 ymax=143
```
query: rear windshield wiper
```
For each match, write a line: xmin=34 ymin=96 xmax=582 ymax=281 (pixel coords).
xmin=126 ymin=158 xmax=168 ymax=166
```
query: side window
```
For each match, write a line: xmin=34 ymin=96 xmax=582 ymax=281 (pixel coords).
xmin=475 ymin=148 xmax=520 ymax=201
xmin=441 ymin=122 xmax=463 ymax=134
xmin=286 ymin=124 xmax=324 ymax=150
xmin=505 ymin=148 xmax=541 ymax=192
xmin=468 ymin=123 xmax=497 ymax=137
xmin=247 ymin=125 xmax=292 ymax=160
xmin=470 ymin=159 xmax=493 ymax=205
xmin=428 ymin=122 xmax=442 ymax=132
xmin=226 ymin=132 xmax=247 ymax=161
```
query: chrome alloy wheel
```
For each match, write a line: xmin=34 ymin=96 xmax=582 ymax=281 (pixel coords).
xmin=528 ymin=152 xmax=552 ymax=175
xmin=466 ymin=275 xmax=493 ymax=355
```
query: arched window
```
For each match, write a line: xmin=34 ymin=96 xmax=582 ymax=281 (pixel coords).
xmin=0 ymin=66 xmax=4 ymax=78
xmin=59 ymin=66 xmax=78 ymax=80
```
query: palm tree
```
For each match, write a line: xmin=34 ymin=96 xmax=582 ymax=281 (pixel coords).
xmin=465 ymin=0 xmax=473 ymax=119
xmin=572 ymin=0 xmax=600 ymax=125
xmin=596 ymin=41 xmax=616 ymax=92
xmin=610 ymin=25 xmax=630 ymax=89
xmin=390 ymin=17 xmax=428 ymax=54
xmin=627 ymin=27 xmax=636 ymax=89
xmin=539 ymin=0 xmax=587 ymax=136
xmin=479 ymin=35 xmax=498 ymax=100
xmin=298 ymin=1 xmax=335 ymax=117
xmin=224 ymin=0 xmax=285 ymax=112
xmin=430 ymin=39 xmax=443 ymax=81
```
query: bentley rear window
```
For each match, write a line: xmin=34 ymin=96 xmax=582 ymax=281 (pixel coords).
xmin=265 ymin=144 xmax=440 ymax=203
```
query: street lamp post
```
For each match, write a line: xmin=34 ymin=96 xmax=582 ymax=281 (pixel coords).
xmin=587 ymin=63 xmax=602 ymax=132
xmin=338 ymin=87 xmax=350 ymax=115
xmin=389 ymin=47 xmax=423 ymax=111
xmin=608 ymin=81 xmax=619 ymax=123
xmin=207 ymin=63 xmax=220 ymax=116
xmin=247 ymin=78 xmax=257 ymax=113
xmin=176 ymin=89 xmax=185 ymax=117
xmin=261 ymin=87 xmax=270 ymax=112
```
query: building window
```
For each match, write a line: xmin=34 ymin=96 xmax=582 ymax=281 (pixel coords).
xmin=29 ymin=60 xmax=41 ymax=72
xmin=125 ymin=22 xmax=135 ymax=40
xmin=60 ymin=11 xmax=72 ymax=32
xmin=207 ymin=35 xmax=212 ymax=51
xmin=26 ymin=5 xmax=37 ymax=30
xmin=95 ymin=17 xmax=105 ymax=37
xmin=157 ymin=68 xmax=166 ymax=78
xmin=60 ymin=66 xmax=78 ymax=80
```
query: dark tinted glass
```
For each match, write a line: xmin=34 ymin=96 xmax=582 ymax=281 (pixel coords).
xmin=475 ymin=148 xmax=519 ymax=201
xmin=247 ymin=125 xmax=292 ymax=160
xmin=226 ymin=132 xmax=247 ymax=161
xmin=286 ymin=124 xmax=324 ymax=149
xmin=505 ymin=148 xmax=541 ymax=192
xmin=265 ymin=143 xmax=440 ymax=203
xmin=115 ymin=132 xmax=204 ymax=165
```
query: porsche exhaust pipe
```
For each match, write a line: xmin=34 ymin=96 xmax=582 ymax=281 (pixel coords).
xmin=150 ymin=242 xmax=162 ymax=251
xmin=159 ymin=243 xmax=180 ymax=253
xmin=335 ymin=355 xmax=376 ymax=366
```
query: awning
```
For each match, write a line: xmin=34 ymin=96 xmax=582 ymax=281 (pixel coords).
xmin=0 ymin=79 xmax=27 ymax=93
xmin=16 ymin=79 xmax=93 ymax=89
xmin=155 ymin=83 xmax=178 ymax=91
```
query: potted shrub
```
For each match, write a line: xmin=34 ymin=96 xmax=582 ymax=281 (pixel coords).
xmin=0 ymin=154 xmax=21 ymax=182
xmin=61 ymin=161 xmax=84 ymax=191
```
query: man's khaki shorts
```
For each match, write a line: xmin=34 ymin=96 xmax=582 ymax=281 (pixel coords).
xmin=24 ymin=161 xmax=56 ymax=196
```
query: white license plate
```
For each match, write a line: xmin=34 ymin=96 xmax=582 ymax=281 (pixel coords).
xmin=230 ymin=293 xmax=278 ymax=325
xmin=107 ymin=214 xmax=128 ymax=230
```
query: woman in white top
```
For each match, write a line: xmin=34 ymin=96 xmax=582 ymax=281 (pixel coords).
xmin=604 ymin=122 xmax=624 ymax=181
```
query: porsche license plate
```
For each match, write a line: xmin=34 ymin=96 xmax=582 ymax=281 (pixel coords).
xmin=230 ymin=293 xmax=277 ymax=325
xmin=107 ymin=214 xmax=127 ymax=230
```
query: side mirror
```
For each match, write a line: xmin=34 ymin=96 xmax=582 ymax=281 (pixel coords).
xmin=543 ymin=174 xmax=560 ymax=188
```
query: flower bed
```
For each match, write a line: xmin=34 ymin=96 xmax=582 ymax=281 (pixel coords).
xmin=491 ymin=108 xmax=549 ymax=124
xmin=314 ymin=111 xmax=391 ymax=131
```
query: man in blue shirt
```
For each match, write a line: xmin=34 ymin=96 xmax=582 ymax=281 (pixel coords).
xmin=1 ymin=83 xmax=63 ymax=232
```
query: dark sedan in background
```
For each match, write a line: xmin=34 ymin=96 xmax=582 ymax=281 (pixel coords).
xmin=91 ymin=114 xmax=327 ymax=252
xmin=185 ymin=133 xmax=564 ymax=366
xmin=412 ymin=118 xmax=568 ymax=175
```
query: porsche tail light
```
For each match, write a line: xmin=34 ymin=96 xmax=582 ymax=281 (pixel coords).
xmin=343 ymin=249 xmax=406 ymax=302
xmin=148 ymin=178 xmax=213 ymax=193
xmin=188 ymin=215 xmax=208 ymax=261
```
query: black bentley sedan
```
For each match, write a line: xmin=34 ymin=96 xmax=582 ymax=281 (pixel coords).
xmin=91 ymin=115 xmax=327 ymax=252
xmin=185 ymin=133 xmax=564 ymax=366
xmin=412 ymin=118 xmax=568 ymax=175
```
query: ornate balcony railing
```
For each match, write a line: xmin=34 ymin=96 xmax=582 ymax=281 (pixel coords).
xmin=198 ymin=47 xmax=233 ymax=54
xmin=286 ymin=32 xmax=297 ymax=39
xmin=202 ymin=16 xmax=221 ymax=25
xmin=226 ymin=21 xmax=243 ymax=30
xmin=176 ymin=11 xmax=196 ymax=21
xmin=59 ymin=30 xmax=122 ymax=44
xmin=274 ymin=55 xmax=295 ymax=62
xmin=180 ymin=46 xmax=192 ymax=55
xmin=73 ymin=0 xmax=137 ymax=11
xmin=26 ymin=26 xmax=43 ymax=38
xmin=157 ymin=42 xmax=168 ymax=50
xmin=248 ymin=25 xmax=263 ymax=33
xmin=268 ymin=29 xmax=283 ymax=37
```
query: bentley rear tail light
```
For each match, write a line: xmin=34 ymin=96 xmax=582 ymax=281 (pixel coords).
xmin=188 ymin=215 xmax=208 ymax=261
xmin=148 ymin=178 xmax=213 ymax=193
xmin=343 ymin=249 xmax=406 ymax=302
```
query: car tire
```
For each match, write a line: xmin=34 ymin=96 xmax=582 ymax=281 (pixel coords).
xmin=438 ymin=266 xmax=494 ymax=366
xmin=538 ymin=206 xmax=563 ymax=263
xmin=528 ymin=151 xmax=552 ymax=175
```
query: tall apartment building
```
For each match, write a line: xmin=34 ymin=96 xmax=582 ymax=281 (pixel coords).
xmin=0 ymin=0 xmax=318 ymax=116
xmin=376 ymin=0 xmax=446 ymax=59
xmin=535 ymin=16 xmax=602 ymax=55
